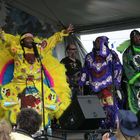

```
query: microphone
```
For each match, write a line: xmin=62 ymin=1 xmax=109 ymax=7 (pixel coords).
xmin=32 ymin=42 xmax=40 ymax=62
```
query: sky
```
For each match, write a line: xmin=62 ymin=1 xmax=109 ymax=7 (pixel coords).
xmin=80 ymin=28 xmax=140 ymax=63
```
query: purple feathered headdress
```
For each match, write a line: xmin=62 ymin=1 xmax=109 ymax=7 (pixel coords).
xmin=99 ymin=36 xmax=109 ymax=57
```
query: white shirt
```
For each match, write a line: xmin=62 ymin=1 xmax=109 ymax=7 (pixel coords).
xmin=10 ymin=132 xmax=34 ymax=140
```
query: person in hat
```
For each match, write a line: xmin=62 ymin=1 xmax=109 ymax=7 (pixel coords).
xmin=0 ymin=25 xmax=73 ymax=126
xmin=79 ymin=36 xmax=122 ymax=128
xmin=102 ymin=110 xmax=140 ymax=140
xmin=120 ymin=30 xmax=140 ymax=113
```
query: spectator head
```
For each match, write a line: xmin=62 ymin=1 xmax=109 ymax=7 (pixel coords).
xmin=66 ymin=44 xmax=77 ymax=58
xmin=0 ymin=120 xmax=12 ymax=140
xmin=118 ymin=110 xmax=140 ymax=137
xmin=16 ymin=108 xmax=42 ymax=135
xmin=130 ymin=30 xmax=140 ymax=46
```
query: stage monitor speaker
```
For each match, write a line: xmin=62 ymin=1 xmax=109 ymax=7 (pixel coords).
xmin=59 ymin=95 xmax=106 ymax=130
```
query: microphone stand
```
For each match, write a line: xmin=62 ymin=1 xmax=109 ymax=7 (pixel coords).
xmin=33 ymin=43 xmax=48 ymax=140
xmin=40 ymin=60 xmax=46 ymax=134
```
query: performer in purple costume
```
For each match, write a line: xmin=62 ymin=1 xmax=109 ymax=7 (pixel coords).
xmin=79 ymin=36 xmax=122 ymax=128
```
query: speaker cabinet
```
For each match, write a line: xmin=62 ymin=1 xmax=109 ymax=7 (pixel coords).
xmin=59 ymin=95 xmax=106 ymax=130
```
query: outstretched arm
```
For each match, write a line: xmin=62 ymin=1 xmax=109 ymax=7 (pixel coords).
xmin=63 ymin=24 xmax=74 ymax=34
xmin=0 ymin=28 xmax=17 ymax=43
xmin=0 ymin=28 xmax=5 ymax=42
xmin=45 ymin=24 xmax=74 ymax=50
xmin=0 ymin=28 xmax=19 ymax=55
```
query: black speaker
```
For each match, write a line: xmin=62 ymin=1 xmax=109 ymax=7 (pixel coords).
xmin=59 ymin=95 xmax=106 ymax=130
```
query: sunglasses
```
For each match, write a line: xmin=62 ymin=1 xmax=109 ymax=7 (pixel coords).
xmin=68 ymin=48 xmax=77 ymax=50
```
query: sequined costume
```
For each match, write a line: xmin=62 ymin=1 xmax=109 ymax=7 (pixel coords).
xmin=117 ymin=30 xmax=140 ymax=113
xmin=0 ymin=31 xmax=71 ymax=125
xmin=79 ymin=36 xmax=122 ymax=128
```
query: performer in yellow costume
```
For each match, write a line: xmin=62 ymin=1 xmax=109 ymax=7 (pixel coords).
xmin=0 ymin=25 xmax=73 ymax=126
